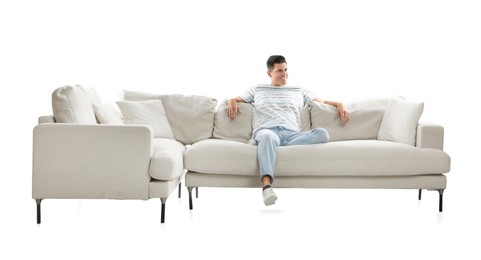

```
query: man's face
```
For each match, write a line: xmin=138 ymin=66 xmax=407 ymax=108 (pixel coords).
xmin=268 ymin=62 xmax=288 ymax=86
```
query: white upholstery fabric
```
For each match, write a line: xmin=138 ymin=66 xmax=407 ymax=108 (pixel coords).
xmin=300 ymin=103 xmax=311 ymax=131
xmin=186 ymin=172 xmax=447 ymax=189
xmin=213 ymin=101 xmax=253 ymax=143
xmin=149 ymin=178 xmax=183 ymax=199
xmin=32 ymin=124 xmax=153 ymax=199
xmin=378 ymin=98 xmax=424 ymax=146
xmin=38 ymin=115 xmax=55 ymax=124
xmin=184 ymin=139 xmax=450 ymax=177
xmin=310 ymin=97 xmax=393 ymax=141
xmin=416 ymin=122 xmax=444 ymax=149
xmin=51 ymin=85 xmax=99 ymax=123
xmin=150 ymin=138 xmax=186 ymax=181
xmin=121 ymin=90 xmax=217 ymax=144
xmin=93 ymin=103 xmax=124 ymax=124
xmin=116 ymin=100 xmax=174 ymax=138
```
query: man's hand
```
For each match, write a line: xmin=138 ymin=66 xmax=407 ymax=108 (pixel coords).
xmin=313 ymin=98 xmax=350 ymax=125
xmin=335 ymin=103 xmax=350 ymax=124
xmin=227 ymin=98 xmax=241 ymax=120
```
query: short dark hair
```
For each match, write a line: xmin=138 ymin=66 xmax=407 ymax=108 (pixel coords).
xmin=266 ymin=55 xmax=287 ymax=71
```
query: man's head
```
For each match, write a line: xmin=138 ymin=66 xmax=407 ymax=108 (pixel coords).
xmin=266 ymin=55 xmax=288 ymax=86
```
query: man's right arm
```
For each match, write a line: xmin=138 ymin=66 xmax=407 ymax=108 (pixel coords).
xmin=227 ymin=96 xmax=246 ymax=120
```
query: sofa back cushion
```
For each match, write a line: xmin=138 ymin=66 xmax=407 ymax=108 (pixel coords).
xmin=52 ymin=85 xmax=100 ymax=123
xmin=213 ymin=101 xmax=253 ymax=143
xmin=377 ymin=98 xmax=424 ymax=146
xmin=92 ymin=103 xmax=124 ymax=125
xmin=310 ymin=97 xmax=395 ymax=141
xmin=121 ymin=90 xmax=217 ymax=144
xmin=116 ymin=100 xmax=174 ymax=138
xmin=213 ymin=100 xmax=311 ymax=143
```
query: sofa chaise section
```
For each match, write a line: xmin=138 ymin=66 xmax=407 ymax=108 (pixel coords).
xmin=32 ymin=86 xmax=206 ymax=224
xmin=32 ymin=123 xmax=167 ymax=222
xmin=32 ymin=122 xmax=188 ymax=223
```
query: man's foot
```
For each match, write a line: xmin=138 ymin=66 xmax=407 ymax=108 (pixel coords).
xmin=262 ymin=185 xmax=278 ymax=206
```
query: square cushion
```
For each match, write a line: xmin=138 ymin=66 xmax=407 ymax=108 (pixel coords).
xmin=51 ymin=85 xmax=100 ymax=123
xmin=377 ymin=98 xmax=424 ymax=146
xmin=93 ymin=103 xmax=124 ymax=125
xmin=310 ymin=97 xmax=395 ymax=141
xmin=116 ymin=100 xmax=174 ymax=138
xmin=213 ymin=100 xmax=253 ymax=143
xmin=121 ymin=90 xmax=217 ymax=144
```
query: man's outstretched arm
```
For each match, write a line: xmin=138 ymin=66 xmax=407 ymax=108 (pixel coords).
xmin=312 ymin=97 xmax=350 ymax=124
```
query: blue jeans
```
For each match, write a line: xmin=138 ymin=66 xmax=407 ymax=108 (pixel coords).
xmin=253 ymin=126 xmax=329 ymax=182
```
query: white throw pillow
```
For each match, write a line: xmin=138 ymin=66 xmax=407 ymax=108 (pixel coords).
xmin=121 ymin=90 xmax=217 ymax=144
xmin=116 ymin=100 xmax=174 ymax=138
xmin=377 ymin=98 xmax=424 ymax=146
xmin=93 ymin=103 xmax=124 ymax=125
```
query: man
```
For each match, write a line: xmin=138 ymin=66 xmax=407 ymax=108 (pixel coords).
xmin=227 ymin=55 xmax=350 ymax=206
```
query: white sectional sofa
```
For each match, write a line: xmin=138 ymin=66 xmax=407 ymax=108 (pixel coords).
xmin=32 ymin=86 xmax=451 ymax=224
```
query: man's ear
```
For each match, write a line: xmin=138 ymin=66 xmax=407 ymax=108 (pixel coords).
xmin=267 ymin=70 xmax=272 ymax=78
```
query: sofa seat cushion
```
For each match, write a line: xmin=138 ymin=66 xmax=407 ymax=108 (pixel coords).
xmin=150 ymin=138 xmax=186 ymax=181
xmin=184 ymin=139 xmax=450 ymax=177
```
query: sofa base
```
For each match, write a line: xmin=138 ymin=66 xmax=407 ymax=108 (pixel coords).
xmin=34 ymin=180 xmax=184 ymax=224
xmin=185 ymin=172 xmax=447 ymax=212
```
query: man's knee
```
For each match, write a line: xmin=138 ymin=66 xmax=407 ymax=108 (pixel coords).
xmin=256 ymin=129 xmax=280 ymax=145
xmin=312 ymin=128 xmax=329 ymax=143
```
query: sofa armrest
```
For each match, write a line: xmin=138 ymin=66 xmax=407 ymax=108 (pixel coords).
xmin=38 ymin=115 xmax=55 ymax=124
xmin=416 ymin=122 xmax=444 ymax=149
xmin=32 ymin=123 xmax=153 ymax=199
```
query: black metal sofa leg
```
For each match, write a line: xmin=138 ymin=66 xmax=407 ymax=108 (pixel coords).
xmin=418 ymin=189 xmax=444 ymax=212
xmin=160 ymin=198 xmax=167 ymax=223
xmin=178 ymin=183 xmax=182 ymax=198
xmin=438 ymin=189 xmax=444 ymax=212
xmin=36 ymin=199 xmax=42 ymax=224
xmin=188 ymin=187 xmax=194 ymax=210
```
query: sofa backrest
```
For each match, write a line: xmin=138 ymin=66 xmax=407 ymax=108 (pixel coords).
xmin=310 ymin=97 xmax=393 ymax=142
xmin=121 ymin=90 xmax=217 ymax=145
xmin=213 ymin=100 xmax=311 ymax=143
xmin=51 ymin=85 xmax=102 ymax=123
xmin=212 ymin=98 xmax=396 ymax=143
xmin=50 ymin=86 xmax=419 ymax=145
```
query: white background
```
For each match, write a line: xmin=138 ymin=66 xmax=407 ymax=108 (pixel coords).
xmin=1 ymin=0 xmax=480 ymax=259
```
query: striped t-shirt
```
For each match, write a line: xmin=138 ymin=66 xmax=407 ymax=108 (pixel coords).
xmin=240 ymin=84 xmax=316 ymax=137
